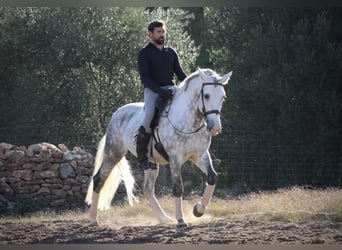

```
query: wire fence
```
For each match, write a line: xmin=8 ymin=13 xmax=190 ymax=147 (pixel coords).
xmin=1 ymin=122 xmax=342 ymax=197
xmin=155 ymin=126 xmax=342 ymax=196
xmin=212 ymin=129 xmax=340 ymax=194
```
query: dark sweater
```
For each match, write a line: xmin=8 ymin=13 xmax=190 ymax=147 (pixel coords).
xmin=137 ymin=42 xmax=186 ymax=94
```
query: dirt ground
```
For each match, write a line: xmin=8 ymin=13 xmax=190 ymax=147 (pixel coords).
xmin=0 ymin=218 xmax=341 ymax=244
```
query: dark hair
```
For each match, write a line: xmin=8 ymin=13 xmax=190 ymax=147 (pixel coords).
xmin=148 ymin=19 xmax=165 ymax=32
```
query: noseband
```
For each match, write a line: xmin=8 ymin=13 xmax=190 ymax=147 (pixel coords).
xmin=200 ymin=82 xmax=223 ymax=118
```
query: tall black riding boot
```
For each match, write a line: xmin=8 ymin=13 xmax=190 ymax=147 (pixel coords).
xmin=136 ymin=126 xmax=151 ymax=170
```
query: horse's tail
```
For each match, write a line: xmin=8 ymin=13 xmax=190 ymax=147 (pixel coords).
xmin=85 ymin=134 xmax=137 ymax=210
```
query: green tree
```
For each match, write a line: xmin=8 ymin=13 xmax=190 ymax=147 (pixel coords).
xmin=0 ymin=7 xmax=199 ymax=152
xmin=204 ymin=7 xmax=342 ymax=190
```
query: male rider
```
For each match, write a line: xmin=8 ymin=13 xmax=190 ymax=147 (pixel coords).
xmin=136 ymin=19 xmax=187 ymax=170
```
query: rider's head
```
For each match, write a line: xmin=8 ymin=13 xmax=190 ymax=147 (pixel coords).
xmin=148 ymin=19 xmax=166 ymax=46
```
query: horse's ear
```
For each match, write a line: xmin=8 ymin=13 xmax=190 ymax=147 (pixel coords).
xmin=198 ymin=69 xmax=209 ymax=82
xmin=219 ymin=71 xmax=233 ymax=85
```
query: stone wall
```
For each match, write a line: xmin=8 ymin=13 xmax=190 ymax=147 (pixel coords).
xmin=0 ymin=142 xmax=95 ymax=213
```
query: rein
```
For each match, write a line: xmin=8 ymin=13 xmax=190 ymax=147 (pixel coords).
xmin=164 ymin=81 xmax=223 ymax=135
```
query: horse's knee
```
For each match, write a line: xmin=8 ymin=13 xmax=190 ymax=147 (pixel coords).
xmin=173 ymin=181 xmax=183 ymax=197
xmin=207 ymin=171 xmax=218 ymax=185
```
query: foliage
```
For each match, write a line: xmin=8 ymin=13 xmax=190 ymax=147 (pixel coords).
xmin=11 ymin=197 xmax=43 ymax=216
xmin=202 ymin=7 xmax=342 ymax=191
xmin=0 ymin=7 xmax=198 ymax=152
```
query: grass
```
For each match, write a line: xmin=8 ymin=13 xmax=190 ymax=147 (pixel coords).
xmin=207 ymin=187 xmax=342 ymax=222
xmin=0 ymin=187 xmax=341 ymax=225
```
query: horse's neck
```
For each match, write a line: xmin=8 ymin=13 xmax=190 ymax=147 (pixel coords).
xmin=169 ymin=87 xmax=203 ymax=128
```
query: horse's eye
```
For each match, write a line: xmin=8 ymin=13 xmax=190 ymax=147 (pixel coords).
xmin=204 ymin=94 xmax=210 ymax=100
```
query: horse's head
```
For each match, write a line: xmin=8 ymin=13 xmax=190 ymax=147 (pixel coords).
xmin=196 ymin=69 xmax=232 ymax=136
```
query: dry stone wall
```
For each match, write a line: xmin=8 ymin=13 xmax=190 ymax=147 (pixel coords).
xmin=0 ymin=142 xmax=95 ymax=213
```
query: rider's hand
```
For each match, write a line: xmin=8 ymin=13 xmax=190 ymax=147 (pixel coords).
xmin=159 ymin=88 xmax=173 ymax=101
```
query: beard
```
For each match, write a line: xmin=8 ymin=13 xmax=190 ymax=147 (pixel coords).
xmin=154 ymin=36 xmax=165 ymax=45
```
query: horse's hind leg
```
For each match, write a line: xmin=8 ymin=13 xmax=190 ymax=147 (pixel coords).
xmin=89 ymin=189 xmax=100 ymax=225
xmin=89 ymin=158 xmax=117 ymax=225
xmin=143 ymin=166 xmax=173 ymax=224
xmin=169 ymin=159 xmax=188 ymax=227
xmin=89 ymin=150 xmax=125 ymax=225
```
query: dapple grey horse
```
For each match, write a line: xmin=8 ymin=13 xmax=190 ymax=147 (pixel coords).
xmin=85 ymin=68 xmax=232 ymax=227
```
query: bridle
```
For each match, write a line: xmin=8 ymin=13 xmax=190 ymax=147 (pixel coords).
xmin=165 ymin=81 xmax=224 ymax=135
xmin=200 ymin=82 xmax=223 ymax=118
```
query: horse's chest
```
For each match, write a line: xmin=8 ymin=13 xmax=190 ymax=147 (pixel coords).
xmin=164 ymin=133 xmax=209 ymax=153
xmin=158 ymin=114 xmax=211 ymax=155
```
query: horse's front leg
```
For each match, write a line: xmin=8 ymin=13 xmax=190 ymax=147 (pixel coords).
xmin=193 ymin=151 xmax=218 ymax=217
xmin=169 ymin=159 xmax=188 ymax=227
xmin=143 ymin=165 xmax=173 ymax=224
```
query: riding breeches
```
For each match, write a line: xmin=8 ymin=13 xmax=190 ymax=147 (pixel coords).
xmin=142 ymin=88 xmax=159 ymax=134
xmin=141 ymin=86 xmax=175 ymax=133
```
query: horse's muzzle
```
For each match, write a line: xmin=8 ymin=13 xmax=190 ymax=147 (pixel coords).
xmin=209 ymin=127 xmax=221 ymax=136
xmin=207 ymin=117 xmax=222 ymax=136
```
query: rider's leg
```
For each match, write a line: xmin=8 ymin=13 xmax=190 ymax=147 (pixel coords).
xmin=137 ymin=88 xmax=158 ymax=169
xmin=136 ymin=126 xmax=151 ymax=170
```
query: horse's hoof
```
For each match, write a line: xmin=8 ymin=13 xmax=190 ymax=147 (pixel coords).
xmin=193 ymin=202 xmax=205 ymax=217
xmin=89 ymin=219 xmax=99 ymax=227
xmin=177 ymin=219 xmax=188 ymax=228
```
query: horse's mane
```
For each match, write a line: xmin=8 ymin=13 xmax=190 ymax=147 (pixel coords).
xmin=178 ymin=68 xmax=219 ymax=92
